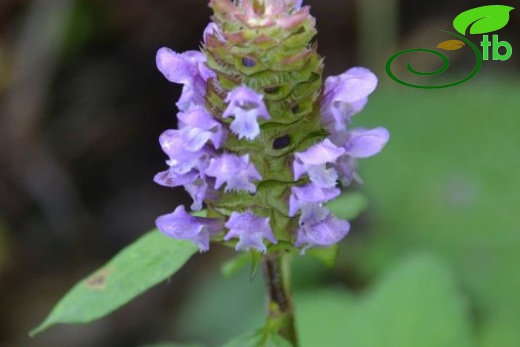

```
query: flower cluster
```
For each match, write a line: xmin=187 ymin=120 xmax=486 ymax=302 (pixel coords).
xmin=154 ymin=0 xmax=388 ymax=254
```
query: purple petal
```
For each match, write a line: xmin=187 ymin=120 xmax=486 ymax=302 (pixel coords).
xmin=156 ymin=205 xmax=222 ymax=251
xmin=294 ymin=139 xmax=345 ymax=169
xmin=176 ymin=77 xmax=207 ymax=112
xmin=156 ymin=48 xmax=199 ymax=84
xmin=295 ymin=213 xmax=350 ymax=249
xmin=223 ymin=86 xmax=270 ymax=140
xmin=344 ymin=127 xmax=390 ymax=158
xmin=224 ymin=211 xmax=277 ymax=252
xmin=289 ymin=183 xmax=340 ymax=216
xmin=159 ymin=130 xmax=203 ymax=165
xmin=205 ymin=154 xmax=262 ymax=193
xmin=321 ymin=67 xmax=378 ymax=131
xmin=178 ymin=107 xmax=225 ymax=149
xmin=229 ymin=109 xmax=261 ymax=140
xmin=184 ymin=178 xmax=208 ymax=211
xmin=334 ymin=155 xmax=362 ymax=187
xmin=153 ymin=169 xmax=198 ymax=187
xmin=306 ymin=165 xmax=339 ymax=188
xmin=203 ymin=22 xmax=225 ymax=44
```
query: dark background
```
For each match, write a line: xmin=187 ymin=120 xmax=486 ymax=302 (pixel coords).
xmin=1 ymin=0 xmax=519 ymax=346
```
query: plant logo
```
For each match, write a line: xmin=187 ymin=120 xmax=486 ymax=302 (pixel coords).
xmin=386 ymin=5 xmax=514 ymax=89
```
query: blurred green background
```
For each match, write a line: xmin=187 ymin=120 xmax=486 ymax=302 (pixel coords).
xmin=0 ymin=0 xmax=519 ymax=346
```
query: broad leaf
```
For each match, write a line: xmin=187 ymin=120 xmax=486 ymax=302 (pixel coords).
xmin=453 ymin=5 xmax=514 ymax=35
xmin=140 ymin=343 xmax=204 ymax=347
xmin=222 ymin=331 xmax=292 ymax=347
xmin=296 ymin=254 xmax=473 ymax=347
xmin=31 ymin=230 xmax=197 ymax=336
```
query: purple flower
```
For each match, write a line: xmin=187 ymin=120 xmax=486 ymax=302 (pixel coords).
xmin=156 ymin=48 xmax=215 ymax=111
xmin=205 ymin=153 xmax=262 ymax=192
xmin=156 ymin=205 xmax=222 ymax=251
xmin=203 ymin=22 xmax=225 ymax=43
xmin=178 ymin=107 xmax=226 ymax=149
xmin=332 ymin=127 xmax=390 ymax=158
xmin=289 ymin=183 xmax=340 ymax=217
xmin=330 ymin=127 xmax=389 ymax=186
xmin=224 ymin=211 xmax=277 ymax=252
xmin=293 ymin=139 xmax=344 ymax=188
xmin=295 ymin=204 xmax=350 ymax=252
xmin=222 ymin=86 xmax=270 ymax=140
xmin=321 ymin=67 xmax=378 ymax=132
xmin=159 ymin=129 xmax=205 ymax=170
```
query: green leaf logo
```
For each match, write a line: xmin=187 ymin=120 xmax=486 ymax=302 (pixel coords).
xmin=453 ymin=5 xmax=514 ymax=35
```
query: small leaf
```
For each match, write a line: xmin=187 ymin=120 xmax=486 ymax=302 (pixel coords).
xmin=326 ymin=192 xmax=368 ymax=220
xmin=222 ymin=331 xmax=292 ymax=347
xmin=221 ymin=253 xmax=251 ymax=278
xmin=306 ymin=244 xmax=339 ymax=268
xmin=453 ymin=5 xmax=514 ymax=35
xmin=31 ymin=230 xmax=197 ymax=336
xmin=437 ymin=40 xmax=465 ymax=51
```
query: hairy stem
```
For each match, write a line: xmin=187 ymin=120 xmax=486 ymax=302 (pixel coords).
xmin=261 ymin=252 xmax=298 ymax=346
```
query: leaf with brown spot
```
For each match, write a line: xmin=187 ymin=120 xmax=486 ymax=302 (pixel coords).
xmin=85 ymin=268 xmax=113 ymax=290
xmin=437 ymin=40 xmax=466 ymax=51
xmin=30 ymin=230 xmax=198 ymax=336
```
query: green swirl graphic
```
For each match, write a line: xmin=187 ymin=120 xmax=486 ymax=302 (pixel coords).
xmin=386 ymin=31 xmax=483 ymax=89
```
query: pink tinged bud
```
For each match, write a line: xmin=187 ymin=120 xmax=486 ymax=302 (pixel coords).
xmin=205 ymin=154 xmax=262 ymax=193
xmin=321 ymin=67 xmax=378 ymax=132
xmin=156 ymin=205 xmax=222 ymax=252
xmin=223 ymin=86 xmax=270 ymax=140
xmin=224 ymin=211 xmax=277 ymax=252
xmin=203 ymin=22 xmax=225 ymax=44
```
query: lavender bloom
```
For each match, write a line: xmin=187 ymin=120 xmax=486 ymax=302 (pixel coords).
xmin=222 ymin=86 xmax=270 ymax=140
xmin=156 ymin=48 xmax=215 ymax=111
xmin=156 ymin=205 xmax=222 ymax=252
xmin=293 ymin=139 xmax=345 ymax=188
xmin=224 ymin=211 xmax=277 ymax=252
xmin=295 ymin=204 xmax=350 ymax=252
xmin=331 ymin=127 xmax=390 ymax=186
xmin=159 ymin=129 xmax=205 ymax=170
xmin=321 ymin=67 xmax=378 ymax=132
xmin=177 ymin=107 xmax=226 ymax=149
xmin=205 ymin=154 xmax=262 ymax=193
xmin=154 ymin=0 xmax=388 ymax=253
xmin=289 ymin=183 xmax=340 ymax=217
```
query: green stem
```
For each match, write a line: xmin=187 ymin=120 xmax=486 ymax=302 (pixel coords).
xmin=261 ymin=252 xmax=298 ymax=346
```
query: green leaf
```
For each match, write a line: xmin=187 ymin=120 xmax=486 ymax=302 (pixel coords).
xmin=296 ymin=254 xmax=473 ymax=347
xmin=306 ymin=244 xmax=339 ymax=268
xmin=222 ymin=331 xmax=292 ymax=347
xmin=453 ymin=5 xmax=514 ymax=35
xmin=31 ymin=230 xmax=197 ymax=336
xmin=326 ymin=192 xmax=368 ymax=220
xmin=140 ymin=344 xmax=204 ymax=347
xmin=221 ymin=253 xmax=251 ymax=278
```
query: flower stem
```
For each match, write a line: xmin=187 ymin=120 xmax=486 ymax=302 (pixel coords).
xmin=261 ymin=252 xmax=298 ymax=346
